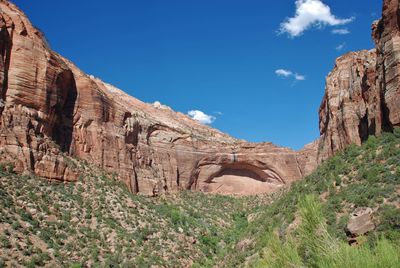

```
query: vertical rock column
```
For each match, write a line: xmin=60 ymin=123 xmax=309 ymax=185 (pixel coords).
xmin=373 ymin=0 xmax=400 ymax=129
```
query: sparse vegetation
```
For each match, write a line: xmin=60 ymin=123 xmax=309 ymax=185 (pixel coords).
xmin=0 ymin=156 xmax=263 ymax=267
xmin=0 ymin=129 xmax=399 ymax=267
xmin=217 ymin=128 xmax=400 ymax=267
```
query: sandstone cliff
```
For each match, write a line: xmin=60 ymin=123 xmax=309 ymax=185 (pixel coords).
xmin=2 ymin=0 xmax=398 ymax=195
xmin=373 ymin=0 xmax=400 ymax=129
xmin=0 ymin=0 xmax=316 ymax=196
xmin=318 ymin=50 xmax=378 ymax=161
xmin=318 ymin=0 xmax=400 ymax=161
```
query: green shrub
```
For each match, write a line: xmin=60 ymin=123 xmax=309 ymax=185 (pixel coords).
xmin=256 ymin=233 xmax=302 ymax=268
xmin=0 ymin=236 xmax=11 ymax=249
xmin=377 ymin=205 xmax=400 ymax=241
xmin=0 ymin=162 xmax=15 ymax=174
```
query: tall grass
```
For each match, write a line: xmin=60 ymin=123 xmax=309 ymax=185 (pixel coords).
xmin=255 ymin=195 xmax=400 ymax=268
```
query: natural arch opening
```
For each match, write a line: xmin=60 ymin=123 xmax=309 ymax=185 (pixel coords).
xmin=203 ymin=163 xmax=284 ymax=196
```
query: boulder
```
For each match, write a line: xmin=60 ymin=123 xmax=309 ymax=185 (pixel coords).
xmin=346 ymin=207 xmax=375 ymax=238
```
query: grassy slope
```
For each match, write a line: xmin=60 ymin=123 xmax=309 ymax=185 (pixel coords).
xmin=0 ymin=129 xmax=399 ymax=267
xmin=254 ymin=195 xmax=400 ymax=268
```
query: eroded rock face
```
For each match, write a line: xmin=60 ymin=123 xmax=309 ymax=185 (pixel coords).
xmin=0 ymin=1 xmax=316 ymax=195
xmin=318 ymin=0 xmax=400 ymax=162
xmin=191 ymin=143 xmax=311 ymax=196
xmin=0 ymin=1 xmax=79 ymax=181
xmin=373 ymin=0 xmax=400 ymax=129
xmin=318 ymin=50 xmax=379 ymax=161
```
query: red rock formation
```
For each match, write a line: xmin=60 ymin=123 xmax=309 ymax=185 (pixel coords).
xmin=318 ymin=0 xmax=400 ymax=161
xmin=297 ymin=139 xmax=319 ymax=175
xmin=2 ymin=0 xmax=398 ymax=194
xmin=0 ymin=1 xmax=316 ymax=196
xmin=373 ymin=0 xmax=400 ymax=129
xmin=318 ymin=50 xmax=379 ymax=161
xmin=0 ymin=1 xmax=79 ymax=181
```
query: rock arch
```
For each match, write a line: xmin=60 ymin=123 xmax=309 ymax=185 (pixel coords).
xmin=193 ymin=162 xmax=286 ymax=196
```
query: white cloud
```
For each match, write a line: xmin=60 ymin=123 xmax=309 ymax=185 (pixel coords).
xmin=275 ymin=69 xmax=293 ymax=77
xmin=279 ymin=0 xmax=354 ymax=38
xmin=295 ymin=73 xmax=306 ymax=81
xmin=188 ymin=110 xmax=216 ymax=125
xmin=336 ymin=42 xmax=346 ymax=51
xmin=332 ymin=28 xmax=350 ymax=35
xmin=275 ymin=69 xmax=306 ymax=81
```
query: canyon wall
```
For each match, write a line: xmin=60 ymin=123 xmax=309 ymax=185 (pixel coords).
xmin=318 ymin=0 xmax=400 ymax=161
xmin=318 ymin=50 xmax=379 ymax=161
xmin=373 ymin=0 xmax=400 ymax=129
xmin=0 ymin=0 xmax=316 ymax=196
xmin=1 ymin=0 xmax=398 ymax=195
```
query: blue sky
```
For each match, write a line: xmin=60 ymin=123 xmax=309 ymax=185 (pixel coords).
xmin=13 ymin=0 xmax=382 ymax=149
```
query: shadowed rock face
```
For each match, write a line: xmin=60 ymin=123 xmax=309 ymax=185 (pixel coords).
xmin=0 ymin=7 xmax=12 ymax=116
xmin=318 ymin=0 xmax=400 ymax=162
xmin=0 ymin=1 xmax=317 ymax=196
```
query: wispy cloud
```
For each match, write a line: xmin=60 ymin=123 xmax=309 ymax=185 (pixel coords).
xmin=276 ymin=69 xmax=306 ymax=81
xmin=336 ymin=42 xmax=346 ymax=51
xmin=279 ymin=0 xmax=354 ymax=38
xmin=332 ymin=28 xmax=350 ymax=35
xmin=275 ymin=69 xmax=293 ymax=78
xmin=188 ymin=110 xmax=216 ymax=125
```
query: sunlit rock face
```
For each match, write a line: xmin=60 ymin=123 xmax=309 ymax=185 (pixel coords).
xmin=318 ymin=0 xmax=400 ymax=162
xmin=318 ymin=50 xmax=379 ymax=162
xmin=0 ymin=1 xmax=316 ymax=196
xmin=199 ymin=163 xmax=284 ymax=196
xmin=190 ymin=143 xmax=315 ymax=196
xmin=2 ymin=0 xmax=398 ymax=195
xmin=372 ymin=0 xmax=400 ymax=129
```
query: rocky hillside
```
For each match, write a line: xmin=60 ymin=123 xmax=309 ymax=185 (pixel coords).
xmin=0 ymin=157 xmax=269 ymax=267
xmin=0 ymin=0 xmax=316 ymax=196
xmin=1 ymin=122 xmax=399 ymax=268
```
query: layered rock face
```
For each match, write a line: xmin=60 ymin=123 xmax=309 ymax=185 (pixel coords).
xmin=0 ymin=1 xmax=79 ymax=181
xmin=0 ymin=1 xmax=316 ymax=196
xmin=373 ymin=0 xmax=400 ymax=129
xmin=318 ymin=50 xmax=379 ymax=161
xmin=318 ymin=0 xmax=400 ymax=161
xmin=5 ymin=0 xmax=397 ymax=195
